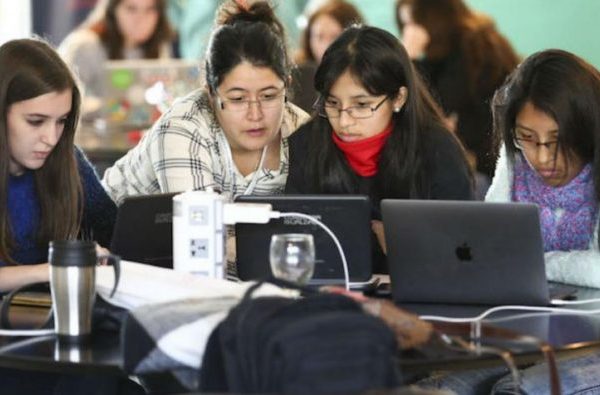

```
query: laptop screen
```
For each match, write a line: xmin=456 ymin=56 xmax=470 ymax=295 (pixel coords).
xmin=235 ymin=195 xmax=372 ymax=285
xmin=110 ymin=193 xmax=176 ymax=268
xmin=382 ymin=200 xmax=549 ymax=306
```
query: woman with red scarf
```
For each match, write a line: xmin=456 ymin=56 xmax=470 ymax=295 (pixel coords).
xmin=285 ymin=26 xmax=473 ymax=273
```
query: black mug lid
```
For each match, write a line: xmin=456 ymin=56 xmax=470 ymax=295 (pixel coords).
xmin=49 ymin=240 xmax=97 ymax=267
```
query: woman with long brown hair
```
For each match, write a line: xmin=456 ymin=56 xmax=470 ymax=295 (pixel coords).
xmin=59 ymin=0 xmax=174 ymax=114
xmin=0 ymin=38 xmax=116 ymax=292
xmin=396 ymin=0 xmax=519 ymax=194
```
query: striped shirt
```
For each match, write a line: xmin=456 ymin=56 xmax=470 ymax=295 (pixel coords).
xmin=102 ymin=89 xmax=309 ymax=204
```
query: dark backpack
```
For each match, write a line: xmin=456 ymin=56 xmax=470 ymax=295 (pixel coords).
xmin=200 ymin=281 xmax=402 ymax=394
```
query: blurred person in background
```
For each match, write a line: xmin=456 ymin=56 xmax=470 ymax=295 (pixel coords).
xmin=397 ymin=0 xmax=519 ymax=199
xmin=167 ymin=0 xmax=307 ymax=61
xmin=292 ymin=0 xmax=364 ymax=112
xmin=59 ymin=0 xmax=174 ymax=116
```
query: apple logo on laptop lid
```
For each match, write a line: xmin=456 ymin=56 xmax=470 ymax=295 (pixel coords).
xmin=455 ymin=242 xmax=473 ymax=261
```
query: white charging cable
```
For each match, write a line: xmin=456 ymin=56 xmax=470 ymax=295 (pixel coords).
xmin=270 ymin=211 xmax=350 ymax=291
xmin=420 ymin=305 xmax=600 ymax=324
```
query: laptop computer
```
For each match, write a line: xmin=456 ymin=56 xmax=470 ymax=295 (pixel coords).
xmin=110 ymin=193 xmax=176 ymax=268
xmin=381 ymin=200 xmax=550 ymax=307
xmin=102 ymin=59 xmax=200 ymax=129
xmin=235 ymin=195 xmax=373 ymax=288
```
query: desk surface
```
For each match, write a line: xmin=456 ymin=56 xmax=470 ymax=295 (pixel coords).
xmin=0 ymin=303 xmax=123 ymax=375
xmin=0 ymin=330 xmax=123 ymax=375
xmin=1 ymin=286 xmax=599 ymax=377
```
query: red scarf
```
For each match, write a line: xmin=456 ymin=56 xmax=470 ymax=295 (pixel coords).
xmin=331 ymin=123 xmax=393 ymax=177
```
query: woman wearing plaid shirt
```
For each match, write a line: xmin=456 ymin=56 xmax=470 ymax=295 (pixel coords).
xmin=102 ymin=0 xmax=309 ymax=204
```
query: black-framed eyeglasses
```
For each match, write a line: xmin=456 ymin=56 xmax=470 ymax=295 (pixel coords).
xmin=316 ymin=96 xmax=389 ymax=119
xmin=512 ymin=128 xmax=559 ymax=154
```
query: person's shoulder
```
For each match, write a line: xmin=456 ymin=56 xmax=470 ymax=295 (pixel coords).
xmin=59 ymin=29 xmax=102 ymax=56
xmin=421 ymin=125 xmax=462 ymax=152
xmin=287 ymin=116 xmax=315 ymax=145
xmin=73 ymin=146 xmax=98 ymax=176
xmin=149 ymin=89 xmax=219 ymax=141
xmin=156 ymin=89 xmax=211 ymax=124
xmin=281 ymin=101 xmax=310 ymax=138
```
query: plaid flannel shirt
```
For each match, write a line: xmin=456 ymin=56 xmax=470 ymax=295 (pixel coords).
xmin=102 ymin=89 xmax=309 ymax=204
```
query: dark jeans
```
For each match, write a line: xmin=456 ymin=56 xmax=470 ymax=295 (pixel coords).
xmin=417 ymin=351 xmax=600 ymax=395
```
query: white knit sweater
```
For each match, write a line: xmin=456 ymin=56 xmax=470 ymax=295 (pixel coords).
xmin=486 ymin=146 xmax=600 ymax=288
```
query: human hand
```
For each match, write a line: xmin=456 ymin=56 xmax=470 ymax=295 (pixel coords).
xmin=96 ymin=245 xmax=111 ymax=266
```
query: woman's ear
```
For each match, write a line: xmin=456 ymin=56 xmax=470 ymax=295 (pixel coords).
xmin=392 ymin=87 xmax=408 ymax=112
xmin=207 ymin=87 xmax=220 ymax=110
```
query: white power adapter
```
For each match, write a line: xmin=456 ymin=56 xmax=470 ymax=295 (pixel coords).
xmin=172 ymin=190 xmax=274 ymax=278
xmin=172 ymin=190 xmax=349 ymax=289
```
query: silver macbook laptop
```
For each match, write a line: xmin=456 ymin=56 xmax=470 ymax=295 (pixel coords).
xmin=381 ymin=200 xmax=550 ymax=306
xmin=235 ymin=195 xmax=373 ymax=288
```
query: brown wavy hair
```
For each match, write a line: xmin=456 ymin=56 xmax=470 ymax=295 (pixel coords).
xmin=296 ymin=0 xmax=364 ymax=64
xmin=0 ymin=39 xmax=83 ymax=265
xmin=396 ymin=0 xmax=519 ymax=95
xmin=86 ymin=0 xmax=173 ymax=59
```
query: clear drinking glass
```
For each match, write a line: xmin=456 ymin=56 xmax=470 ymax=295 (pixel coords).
xmin=269 ymin=233 xmax=315 ymax=285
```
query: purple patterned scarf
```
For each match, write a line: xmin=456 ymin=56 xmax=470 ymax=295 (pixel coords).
xmin=512 ymin=154 xmax=598 ymax=251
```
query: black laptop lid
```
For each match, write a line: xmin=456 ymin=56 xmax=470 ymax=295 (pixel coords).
xmin=382 ymin=200 xmax=549 ymax=306
xmin=110 ymin=193 xmax=176 ymax=268
xmin=235 ymin=195 xmax=372 ymax=284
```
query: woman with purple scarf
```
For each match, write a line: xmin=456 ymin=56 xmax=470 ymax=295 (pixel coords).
xmin=417 ymin=50 xmax=600 ymax=395
xmin=486 ymin=49 xmax=600 ymax=289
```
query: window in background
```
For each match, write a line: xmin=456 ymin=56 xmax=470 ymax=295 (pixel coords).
xmin=0 ymin=0 xmax=32 ymax=44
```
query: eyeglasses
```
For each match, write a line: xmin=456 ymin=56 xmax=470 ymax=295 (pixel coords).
xmin=216 ymin=89 xmax=287 ymax=112
xmin=317 ymin=96 xmax=389 ymax=119
xmin=513 ymin=128 xmax=559 ymax=154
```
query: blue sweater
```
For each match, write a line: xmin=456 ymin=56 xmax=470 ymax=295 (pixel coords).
xmin=4 ymin=148 xmax=117 ymax=266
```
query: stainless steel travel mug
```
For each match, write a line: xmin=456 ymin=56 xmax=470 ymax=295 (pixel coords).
xmin=49 ymin=240 xmax=98 ymax=340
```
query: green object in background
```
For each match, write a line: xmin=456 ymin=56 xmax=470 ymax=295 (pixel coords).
xmin=111 ymin=69 xmax=134 ymax=90
xmin=466 ymin=0 xmax=600 ymax=69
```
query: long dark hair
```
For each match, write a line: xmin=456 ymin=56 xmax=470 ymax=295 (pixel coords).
xmin=0 ymin=39 xmax=83 ymax=264
xmin=396 ymin=0 xmax=519 ymax=95
xmin=205 ymin=0 xmax=290 ymax=93
xmin=295 ymin=0 xmax=364 ymax=64
xmin=87 ymin=0 xmax=173 ymax=59
xmin=493 ymin=49 xmax=600 ymax=247
xmin=305 ymin=25 xmax=455 ymax=199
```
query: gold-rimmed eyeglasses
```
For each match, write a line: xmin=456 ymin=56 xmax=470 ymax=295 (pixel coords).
xmin=216 ymin=89 xmax=287 ymax=112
